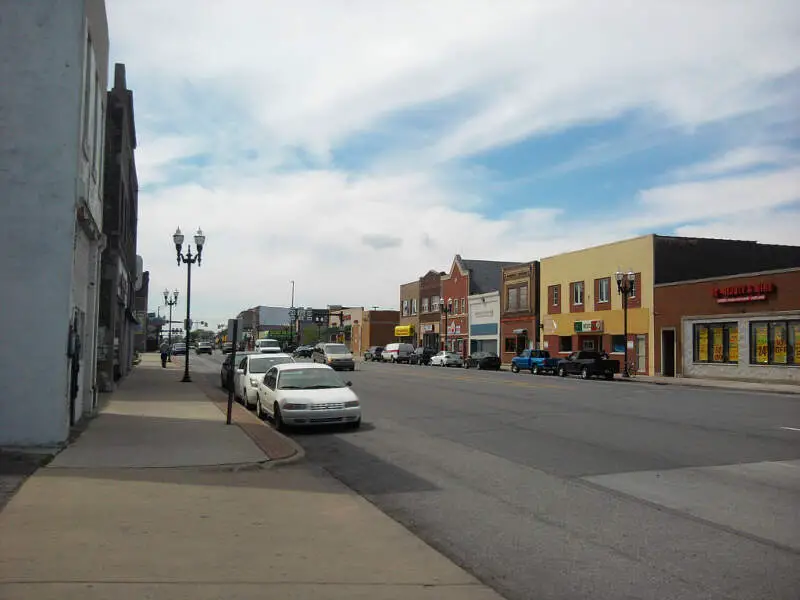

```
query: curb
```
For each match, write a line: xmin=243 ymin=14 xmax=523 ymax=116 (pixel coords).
xmin=614 ymin=375 xmax=800 ymax=396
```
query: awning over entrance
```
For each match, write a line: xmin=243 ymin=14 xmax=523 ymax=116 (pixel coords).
xmin=512 ymin=328 xmax=527 ymax=335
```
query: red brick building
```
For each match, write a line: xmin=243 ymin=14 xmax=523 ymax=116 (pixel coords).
xmin=499 ymin=261 xmax=540 ymax=364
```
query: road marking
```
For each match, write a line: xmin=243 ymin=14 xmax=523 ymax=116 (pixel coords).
xmin=779 ymin=426 xmax=800 ymax=432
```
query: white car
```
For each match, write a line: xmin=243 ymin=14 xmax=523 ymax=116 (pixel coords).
xmin=430 ymin=351 xmax=463 ymax=367
xmin=255 ymin=363 xmax=361 ymax=430
xmin=235 ymin=353 xmax=295 ymax=408
xmin=255 ymin=338 xmax=282 ymax=353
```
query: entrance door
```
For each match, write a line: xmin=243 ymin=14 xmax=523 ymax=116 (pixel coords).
xmin=636 ymin=335 xmax=647 ymax=374
xmin=661 ymin=329 xmax=676 ymax=377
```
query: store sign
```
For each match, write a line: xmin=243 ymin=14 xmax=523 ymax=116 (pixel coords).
xmin=394 ymin=325 xmax=414 ymax=337
xmin=713 ymin=282 xmax=775 ymax=304
xmin=422 ymin=324 xmax=434 ymax=333
xmin=447 ymin=322 xmax=462 ymax=335
xmin=574 ymin=319 xmax=603 ymax=333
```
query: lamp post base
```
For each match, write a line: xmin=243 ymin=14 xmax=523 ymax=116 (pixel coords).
xmin=181 ymin=374 xmax=192 ymax=382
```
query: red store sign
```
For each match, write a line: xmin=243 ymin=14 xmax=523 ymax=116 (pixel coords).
xmin=712 ymin=282 xmax=775 ymax=304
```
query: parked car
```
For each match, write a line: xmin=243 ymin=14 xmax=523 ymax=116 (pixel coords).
xmin=430 ymin=351 xmax=463 ymax=367
xmin=312 ymin=342 xmax=356 ymax=371
xmin=235 ymin=353 xmax=295 ymax=408
xmin=511 ymin=349 xmax=560 ymax=375
xmin=254 ymin=338 xmax=282 ymax=353
xmin=556 ymin=351 xmax=620 ymax=380
xmin=408 ymin=347 xmax=436 ymax=365
xmin=363 ymin=346 xmax=384 ymax=361
xmin=383 ymin=342 xmax=414 ymax=363
xmin=221 ymin=342 xmax=233 ymax=354
xmin=196 ymin=342 xmax=213 ymax=355
xmin=171 ymin=343 xmax=187 ymax=356
xmin=255 ymin=363 xmax=361 ymax=430
xmin=220 ymin=351 xmax=253 ymax=390
xmin=293 ymin=345 xmax=314 ymax=358
xmin=464 ymin=351 xmax=501 ymax=370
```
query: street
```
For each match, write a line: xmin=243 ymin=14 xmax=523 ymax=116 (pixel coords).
xmin=190 ymin=352 xmax=800 ymax=600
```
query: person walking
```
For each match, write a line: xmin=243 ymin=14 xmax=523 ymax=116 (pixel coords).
xmin=159 ymin=340 xmax=170 ymax=368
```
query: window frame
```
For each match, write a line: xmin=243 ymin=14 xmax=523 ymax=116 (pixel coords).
xmin=559 ymin=336 xmax=573 ymax=352
xmin=692 ymin=322 xmax=739 ymax=364
xmin=749 ymin=319 xmax=799 ymax=366
xmin=572 ymin=281 xmax=584 ymax=306
xmin=598 ymin=278 xmax=610 ymax=303
xmin=552 ymin=285 xmax=559 ymax=306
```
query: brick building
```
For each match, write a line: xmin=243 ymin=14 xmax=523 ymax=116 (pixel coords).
xmin=399 ymin=280 xmax=420 ymax=345
xmin=499 ymin=261 xmax=540 ymax=363
xmin=351 ymin=310 xmax=400 ymax=356
xmin=419 ymin=270 xmax=444 ymax=349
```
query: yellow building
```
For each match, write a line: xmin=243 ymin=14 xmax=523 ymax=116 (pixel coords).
xmin=540 ymin=235 xmax=655 ymax=374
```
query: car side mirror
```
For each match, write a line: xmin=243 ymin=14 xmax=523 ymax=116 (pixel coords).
xmin=346 ymin=381 xmax=353 ymax=387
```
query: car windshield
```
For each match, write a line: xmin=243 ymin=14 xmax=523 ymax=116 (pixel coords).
xmin=277 ymin=368 xmax=346 ymax=390
xmin=259 ymin=340 xmax=280 ymax=348
xmin=249 ymin=356 xmax=293 ymax=373
xmin=325 ymin=344 xmax=348 ymax=354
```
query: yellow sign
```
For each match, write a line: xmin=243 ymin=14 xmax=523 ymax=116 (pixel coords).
xmin=394 ymin=325 xmax=414 ymax=337
xmin=728 ymin=327 xmax=739 ymax=363
xmin=794 ymin=324 xmax=800 ymax=364
xmin=754 ymin=324 xmax=769 ymax=364
xmin=697 ymin=327 xmax=708 ymax=361
xmin=774 ymin=323 xmax=787 ymax=364
xmin=711 ymin=327 xmax=724 ymax=362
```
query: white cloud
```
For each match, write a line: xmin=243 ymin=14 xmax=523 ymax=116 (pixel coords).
xmin=104 ymin=0 xmax=800 ymax=319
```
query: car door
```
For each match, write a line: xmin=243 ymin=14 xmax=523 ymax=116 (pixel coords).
xmin=235 ymin=356 xmax=248 ymax=398
xmin=565 ymin=352 xmax=580 ymax=374
xmin=261 ymin=368 xmax=278 ymax=416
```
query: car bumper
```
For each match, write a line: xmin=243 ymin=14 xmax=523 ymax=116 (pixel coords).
xmin=282 ymin=406 xmax=361 ymax=426
xmin=327 ymin=360 xmax=355 ymax=370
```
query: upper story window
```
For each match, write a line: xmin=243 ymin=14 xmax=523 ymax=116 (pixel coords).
xmin=552 ymin=285 xmax=559 ymax=306
xmin=461 ymin=298 xmax=466 ymax=314
xmin=431 ymin=296 xmax=440 ymax=311
xmin=598 ymin=278 xmax=610 ymax=303
xmin=572 ymin=281 xmax=584 ymax=305
xmin=402 ymin=299 xmax=409 ymax=316
xmin=422 ymin=297 xmax=429 ymax=313
xmin=411 ymin=298 xmax=417 ymax=315
xmin=629 ymin=277 xmax=637 ymax=298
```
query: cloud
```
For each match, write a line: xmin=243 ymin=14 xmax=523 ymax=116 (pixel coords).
xmin=104 ymin=0 xmax=800 ymax=320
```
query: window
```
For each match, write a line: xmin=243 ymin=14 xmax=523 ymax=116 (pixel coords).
xmin=572 ymin=282 xmax=584 ymax=305
xmin=461 ymin=298 xmax=465 ymax=314
xmin=559 ymin=336 xmax=573 ymax=352
xmin=518 ymin=286 xmax=528 ymax=310
xmin=402 ymin=299 xmax=409 ymax=316
xmin=693 ymin=322 xmax=739 ymax=364
xmin=411 ymin=298 xmax=417 ymax=315
xmin=598 ymin=278 xmax=610 ymax=303
xmin=629 ymin=277 xmax=637 ymax=298
xmin=552 ymin=286 xmax=559 ymax=306
xmin=422 ymin=298 xmax=429 ymax=313
xmin=504 ymin=338 xmax=517 ymax=353
xmin=431 ymin=296 xmax=440 ymax=311
xmin=750 ymin=320 xmax=800 ymax=365
xmin=611 ymin=335 xmax=626 ymax=353
xmin=507 ymin=287 xmax=518 ymax=311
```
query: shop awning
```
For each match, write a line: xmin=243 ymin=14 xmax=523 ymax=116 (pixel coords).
xmin=394 ymin=325 xmax=414 ymax=337
xmin=512 ymin=328 xmax=528 ymax=335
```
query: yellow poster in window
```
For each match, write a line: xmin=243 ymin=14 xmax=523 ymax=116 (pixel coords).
xmin=728 ymin=327 xmax=739 ymax=363
xmin=793 ymin=324 xmax=800 ymax=364
xmin=773 ymin=324 xmax=787 ymax=364
xmin=697 ymin=327 xmax=708 ymax=362
xmin=755 ymin=324 xmax=769 ymax=364
xmin=711 ymin=327 xmax=724 ymax=362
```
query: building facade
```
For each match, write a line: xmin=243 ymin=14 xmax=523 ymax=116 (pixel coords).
xmin=540 ymin=237 xmax=654 ymax=374
xmin=419 ymin=270 xmax=444 ymax=349
xmin=655 ymin=268 xmax=800 ymax=382
xmin=399 ymin=280 xmax=420 ymax=346
xmin=97 ymin=64 xmax=138 ymax=392
xmin=133 ymin=270 xmax=150 ymax=352
xmin=0 ymin=0 xmax=110 ymax=445
xmin=499 ymin=261 xmax=540 ymax=363
xmin=468 ymin=291 xmax=501 ymax=354
xmin=352 ymin=310 xmax=401 ymax=356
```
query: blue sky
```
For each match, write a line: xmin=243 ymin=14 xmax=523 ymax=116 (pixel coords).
xmin=106 ymin=0 xmax=800 ymax=323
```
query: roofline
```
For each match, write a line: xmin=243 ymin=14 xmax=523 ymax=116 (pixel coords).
xmin=540 ymin=234 xmax=654 ymax=261
xmin=654 ymin=266 xmax=800 ymax=288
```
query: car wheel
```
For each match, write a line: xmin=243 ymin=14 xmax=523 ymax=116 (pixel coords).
xmin=350 ymin=418 xmax=361 ymax=430
xmin=511 ymin=364 xmax=519 ymax=373
xmin=558 ymin=366 xmax=567 ymax=377
xmin=581 ymin=367 xmax=590 ymax=380
xmin=532 ymin=365 xmax=539 ymax=375
xmin=604 ymin=373 xmax=614 ymax=380
xmin=256 ymin=397 xmax=263 ymax=419
xmin=274 ymin=404 xmax=286 ymax=431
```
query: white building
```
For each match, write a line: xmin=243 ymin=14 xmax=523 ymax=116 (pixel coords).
xmin=0 ymin=0 xmax=109 ymax=445
xmin=468 ymin=291 xmax=501 ymax=354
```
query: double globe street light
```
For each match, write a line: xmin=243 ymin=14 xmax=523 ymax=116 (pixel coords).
xmin=163 ymin=289 xmax=179 ymax=362
xmin=615 ymin=270 xmax=635 ymax=378
xmin=173 ymin=227 xmax=205 ymax=383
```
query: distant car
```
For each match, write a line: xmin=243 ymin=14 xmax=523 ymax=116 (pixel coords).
xmin=255 ymin=363 xmax=361 ymax=430
xmin=511 ymin=349 xmax=560 ymax=375
xmin=408 ymin=347 xmax=435 ymax=365
xmin=293 ymin=345 xmax=314 ymax=358
xmin=312 ymin=343 xmax=355 ymax=371
xmin=557 ymin=351 xmax=620 ymax=380
xmin=464 ymin=351 xmax=501 ymax=370
xmin=364 ymin=346 xmax=384 ymax=361
xmin=430 ymin=351 xmax=463 ymax=367
xmin=196 ymin=342 xmax=213 ymax=355
xmin=221 ymin=343 xmax=233 ymax=354
xmin=171 ymin=343 xmax=187 ymax=356
xmin=383 ymin=342 xmax=414 ymax=363
xmin=255 ymin=338 xmax=282 ymax=353
xmin=234 ymin=353 xmax=295 ymax=408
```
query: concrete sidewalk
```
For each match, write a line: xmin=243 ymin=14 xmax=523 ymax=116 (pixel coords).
xmin=621 ymin=373 xmax=800 ymax=395
xmin=0 ymin=356 xmax=505 ymax=599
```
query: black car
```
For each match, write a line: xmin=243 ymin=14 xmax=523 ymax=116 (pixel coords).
xmin=408 ymin=347 xmax=436 ymax=365
xmin=464 ymin=351 xmax=501 ymax=370
xmin=364 ymin=346 xmax=384 ymax=361
xmin=293 ymin=345 xmax=313 ymax=358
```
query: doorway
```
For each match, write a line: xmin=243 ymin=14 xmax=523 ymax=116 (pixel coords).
xmin=636 ymin=334 xmax=647 ymax=374
xmin=661 ymin=329 xmax=676 ymax=377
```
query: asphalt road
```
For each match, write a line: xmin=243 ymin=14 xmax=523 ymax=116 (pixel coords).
xmin=190 ymin=352 xmax=800 ymax=600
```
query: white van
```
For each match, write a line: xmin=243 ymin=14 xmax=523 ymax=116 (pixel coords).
xmin=383 ymin=342 xmax=415 ymax=363
xmin=254 ymin=338 xmax=282 ymax=353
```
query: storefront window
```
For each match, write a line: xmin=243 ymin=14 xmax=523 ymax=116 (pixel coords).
xmin=611 ymin=335 xmax=626 ymax=353
xmin=504 ymin=337 xmax=516 ymax=353
xmin=693 ymin=323 xmax=738 ymax=364
xmin=559 ymin=336 xmax=572 ymax=352
xmin=749 ymin=320 xmax=800 ymax=365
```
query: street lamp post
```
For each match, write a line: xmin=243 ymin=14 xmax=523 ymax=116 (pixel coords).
xmin=615 ymin=270 xmax=635 ymax=378
xmin=173 ymin=227 xmax=205 ymax=383
xmin=290 ymin=280 xmax=295 ymax=346
xmin=442 ymin=298 xmax=453 ymax=352
xmin=163 ymin=289 xmax=179 ymax=362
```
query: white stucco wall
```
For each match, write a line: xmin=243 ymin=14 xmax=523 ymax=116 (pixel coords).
xmin=468 ymin=292 xmax=501 ymax=352
xmin=0 ymin=1 xmax=108 ymax=445
xmin=682 ymin=313 xmax=800 ymax=383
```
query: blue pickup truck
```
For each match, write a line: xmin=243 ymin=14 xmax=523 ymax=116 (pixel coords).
xmin=510 ymin=349 xmax=560 ymax=375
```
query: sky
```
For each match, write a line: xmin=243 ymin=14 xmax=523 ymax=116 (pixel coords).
xmin=107 ymin=0 xmax=800 ymax=328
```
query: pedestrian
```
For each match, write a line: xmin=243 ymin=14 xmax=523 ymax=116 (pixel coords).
xmin=159 ymin=340 xmax=170 ymax=368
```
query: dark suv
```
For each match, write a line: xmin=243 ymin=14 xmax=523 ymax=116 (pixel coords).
xmin=364 ymin=346 xmax=384 ymax=361
xmin=408 ymin=347 xmax=435 ymax=365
